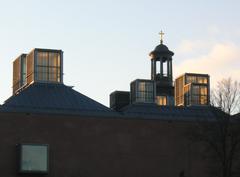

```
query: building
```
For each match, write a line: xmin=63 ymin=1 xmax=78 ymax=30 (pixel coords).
xmin=110 ymin=35 xmax=175 ymax=108
xmin=0 ymin=103 xmax=226 ymax=177
xmin=149 ymin=36 xmax=174 ymax=106
xmin=0 ymin=38 xmax=239 ymax=176
xmin=13 ymin=48 xmax=63 ymax=94
xmin=175 ymin=73 xmax=210 ymax=106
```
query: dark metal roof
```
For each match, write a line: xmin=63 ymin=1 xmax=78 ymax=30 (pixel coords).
xmin=155 ymin=44 xmax=169 ymax=52
xmin=149 ymin=44 xmax=174 ymax=56
xmin=0 ymin=83 xmax=232 ymax=121
xmin=120 ymin=103 xmax=224 ymax=121
xmin=1 ymin=83 xmax=118 ymax=117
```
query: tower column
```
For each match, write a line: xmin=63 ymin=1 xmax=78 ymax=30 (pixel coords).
xmin=160 ymin=60 xmax=163 ymax=77
xmin=170 ymin=60 xmax=172 ymax=79
xmin=167 ymin=59 xmax=170 ymax=78
xmin=151 ymin=60 xmax=156 ymax=80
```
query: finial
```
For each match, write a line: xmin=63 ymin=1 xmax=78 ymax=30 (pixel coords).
xmin=159 ymin=30 xmax=165 ymax=44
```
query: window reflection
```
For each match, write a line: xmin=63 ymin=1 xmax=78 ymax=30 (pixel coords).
xmin=186 ymin=75 xmax=208 ymax=84
xmin=19 ymin=144 xmax=48 ymax=173
xmin=183 ymin=84 xmax=208 ymax=105
xmin=131 ymin=80 xmax=155 ymax=103
xmin=36 ymin=51 xmax=61 ymax=83
xmin=21 ymin=57 xmax=27 ymax=86
xmin=156 ymin=96 xmax=167 ymax=105
xmin=136 ymin=82 xmax=154 ymax=103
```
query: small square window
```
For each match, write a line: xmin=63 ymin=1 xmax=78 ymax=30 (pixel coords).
xmin=18 ymin=144 xmax=49 ymax=174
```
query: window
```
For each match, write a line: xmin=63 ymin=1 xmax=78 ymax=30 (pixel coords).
xmin=191 ymin=85 xmax=208 ymax=105
xmin=21 ymin=56 xmax=27 ymax=86
xmin=184 ymin=84 xmax=191 ymax=106
xmin=136 ymin=81 xmax=154 ymax=103
xmin=36 ymin=51 xmax=61 ymax=83
xmin=18 ymin=144 xmax=49 ymax=174
xmin=186 ymin=76 xmax=196 ymax=84
xmin=197 ymin=76 xmax=208 ymax=84
xmin=131 ymin=80 xmax=155 ymax=103
xmin=156 ymin=96 xmax=167 ymax=105
xmin=186 ymin=75 xmax=208 ymax=84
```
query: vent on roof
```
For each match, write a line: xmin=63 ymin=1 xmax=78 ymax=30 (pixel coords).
xmin=110 ymin=91 xmax=130 ymax=111
xmin=12 ymin=48 xmax=63 ymax=95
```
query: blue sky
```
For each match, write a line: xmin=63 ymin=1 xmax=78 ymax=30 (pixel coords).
xmin=0 ymin=0 xmax=240 ymax=106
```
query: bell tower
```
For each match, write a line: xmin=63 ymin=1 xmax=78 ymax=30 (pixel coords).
xmin=149 ymin=31 xmax=174 ymax=105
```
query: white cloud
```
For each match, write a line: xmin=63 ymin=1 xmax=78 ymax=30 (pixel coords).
xmin=176 ymin=40 xmax=208 ymax=54
xmin=174 ymin=42 xmax=240 ymax=88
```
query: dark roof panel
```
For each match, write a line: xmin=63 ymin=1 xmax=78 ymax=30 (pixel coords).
xmin=2 ymin=83 xmax=117 ymax=117
xmin=0 ymin=83 xmax=231 ymax=121
xmin=120 ymin=103 xmax=221 ymax=121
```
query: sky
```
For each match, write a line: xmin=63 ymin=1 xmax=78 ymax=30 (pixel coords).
xmin=0 ymin=0 xmax=240 ymax=106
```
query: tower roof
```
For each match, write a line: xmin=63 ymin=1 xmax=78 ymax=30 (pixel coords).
xmin=150 ymin=43 xmax=174 ymax=57
xmin=154 ymin=44 xmax=171 ymax=53
xmin=150 ymin=31 xmax=174 ymax=57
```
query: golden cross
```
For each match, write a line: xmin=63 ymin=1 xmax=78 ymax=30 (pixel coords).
xmin=159 ymin=30 xmax=164 ymax=44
